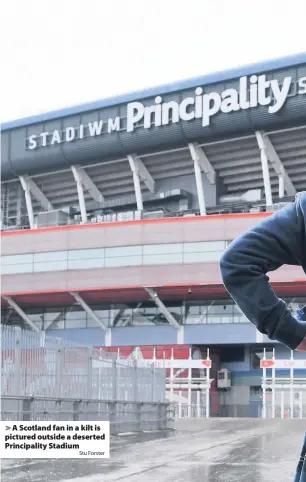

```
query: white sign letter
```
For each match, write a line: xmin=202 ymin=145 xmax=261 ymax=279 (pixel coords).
xmin=202 ymin=93 xmax=221 ymax=126
xmin=88 ymin=120 xmax=104 ymax=137
xmin=51 ymin=130 xmax=61 ymax=145
xmin=65 ymin=127 xmax=75 ymax=142
xmin=221 ymin=89 xmax=240 ymax=113
xmin=40 ymin=132 xmax=49 ymax=147
xmin=269 ymin=77 xmax=292 ymax=114
xmin=28 ymin=135 xmax=37 ymax=150
xmin=108 ymin=117 xmax=121 ymax=133
xmin=126 ymin=102 xmax=144 ymax=132
xmin=179 ymin=97 xmax=195 ymax=121
xmin=298 ymin=76 xmax=306 ymax=94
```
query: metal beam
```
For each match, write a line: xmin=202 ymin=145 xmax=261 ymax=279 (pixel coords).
xmin=71 ymin=166 xmax=88 ymax=223
xmin=72 ymin=165 xmax=104 ymax=203
xmin=188 ymin=143 xmax=216 ymax=185
xmin=112 ymin=306 xmax=126 ymax=327
xmin=20 ymin=176 xmax=53 ymax=211
xmin=144 ymin=288 xmax=180 ymax=328
xmin=16 ymin=184 xmax=23 ymax=226
xmin=44 ymin=310 xmax=66 ymax=330
xmin=2 ymin=296 xmax=40 ymax=332
xmin=188 ymin=143 xmax=216 ymax=216
xmin=255 ymin=131 xmax=273 ymax=208
xmin=128 ymin=154 xmax=143 ymax=211
xmin=198 ymin=301 xmax=215 ymax=324
xmin=261 ymin=133 xmax=296 ymax=197
xmin=69 ymin=292 xmax=108 ymax=332
xmin=128 ymin=154 xmax=155 ymax=194
xmin=19 ymin=176 xmax=35 ymax=228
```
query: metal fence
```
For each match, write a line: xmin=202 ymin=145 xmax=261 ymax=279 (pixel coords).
xmin=1 ymin=326 xmax=172 ymax=433
xmin=1 ymin=396 xmax=171 ymax=434
xmin=1 ymin=325 xmax=165 ymax=403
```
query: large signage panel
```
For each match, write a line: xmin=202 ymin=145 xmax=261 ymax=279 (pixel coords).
xmin=26 ymin=74 xmax=306 ymax=150
xmin=261 ymin=359 xmax=306 ymax=369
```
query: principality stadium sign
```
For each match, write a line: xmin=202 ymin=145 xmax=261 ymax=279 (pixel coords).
xmin=27 ymin=74 xmax=306 ymax=150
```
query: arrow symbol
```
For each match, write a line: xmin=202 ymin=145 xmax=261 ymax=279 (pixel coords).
xmin=202 ymin=360 xmax=211 ymax=367
xmin=5 ymin=426 xmax=11 ymax=430
xmin=260 ymin=360 xmax=275 ymax=368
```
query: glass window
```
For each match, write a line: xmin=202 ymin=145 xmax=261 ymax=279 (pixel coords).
xmin=132 ymin=311 xmax=157 ymax=326
xmin=68 ymin=258 xmax=104 ymax=270
xmin=65 ymin=317 xmax=87 ymax=329
xmin=206 ymin=301 xmax=231 ymax=324
xmin=185 ymin=303 xmax=209 ymax=324
xmin=107 ymin=307 xmax=124 ymax=327
xmin=91 ymin=309 xmax=110 ymax=327
xmin=87 ymin=316 xmax=109 ymax=328
xmin=34 ymin=251 xmax=67 ymax=263
xmin=114 ymin=308 xmax=133 ymax=326
xmin=65 ymin=310 xmax=86 ymax=320
xmin=34 ymin=261 xmax=68 ymax=272
xmin=68 ymin=248 xmax=105 ymax=260
xmin=2 ymin=253 xmax=34 ymax=265
xmin=105 ymin=256 xmax=142 ymax=267
xmin=183 ymin=251 xmax=222 ymax=263
xmin=143 ymin=253 xmax=183 ymax=265
xmin=142 ymin=306 xmax=158 ymax=316
xmin=105 ymin=246 xmax=142 ymax=257
xmin=166 ymin=305 xmax=182 ymax=316
xmin=26 ymin=313 xmax=44 ymax=330
xmin=143 ymin=244 xmax=183 ymax=255
xmin=151 ymin=306 xmax=182 ymax=324
xmin=2 ymin=264 xmax=33 ymax=274
xmin=183 ymin=241 xmax=226 ymax=253
xmin=44 ymin=311 xmax=65 ymax=330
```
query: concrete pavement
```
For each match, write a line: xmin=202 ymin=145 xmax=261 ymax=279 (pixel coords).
xmin=2 ymin=418 xmax=305 ymax=481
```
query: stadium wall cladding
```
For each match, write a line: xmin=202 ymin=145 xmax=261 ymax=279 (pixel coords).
xmin=1 ymin=61 xmax=306 ymax=180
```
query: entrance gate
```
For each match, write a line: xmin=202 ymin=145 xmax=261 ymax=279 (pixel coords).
xmin=260 ymin=348 xmax=306 ymax=419
xmin=117 ymin=347 xmax=212 ymax=418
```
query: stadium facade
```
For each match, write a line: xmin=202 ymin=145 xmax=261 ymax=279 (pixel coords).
xmin=1 ymin=53 xmax=306 ymax=417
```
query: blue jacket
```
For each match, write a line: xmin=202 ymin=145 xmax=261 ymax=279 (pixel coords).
xmin=220 ymin=192 xmax=306 ymax=350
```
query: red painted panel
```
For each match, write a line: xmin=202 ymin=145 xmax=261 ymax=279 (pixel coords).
xmin=102 ymin=345 xmax=191 ymax=360
xmin=0 ymin=211 xmax=272 ymax=237
xmin=1 ymin=281 xmax=305 ymax=309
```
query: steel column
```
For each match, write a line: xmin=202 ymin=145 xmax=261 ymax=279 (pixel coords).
xmin=255 ymin=131 xmax=273 ymax=208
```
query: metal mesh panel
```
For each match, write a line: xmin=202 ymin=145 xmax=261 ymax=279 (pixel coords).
xmin=1 ymin=326 xmax=165 ymax=403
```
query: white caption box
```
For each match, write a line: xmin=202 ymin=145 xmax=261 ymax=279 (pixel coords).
xmin=0 ymin=421 xmax=110 ymax=459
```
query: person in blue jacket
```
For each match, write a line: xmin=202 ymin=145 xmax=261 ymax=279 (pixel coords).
xmin=220 ymin=191 xmax=306 ymax=351
xmin=220 ymin=192 xmax=306 ymax=482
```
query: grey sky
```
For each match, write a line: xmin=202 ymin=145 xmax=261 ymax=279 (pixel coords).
xmin=1 ymin=0 xmax=306 ymax=123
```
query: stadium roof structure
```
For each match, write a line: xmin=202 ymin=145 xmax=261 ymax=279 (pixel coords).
xmin=2 ymin=281 xmax=306 ymax=309
xmin=2 ymin=52 xmax=306 ymax=131
xmin=1 ymin=52 xmax=306 ymax=231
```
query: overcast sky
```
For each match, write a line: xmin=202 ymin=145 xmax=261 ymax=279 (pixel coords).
xmin=1 ymin=0 xmax=306 ymax=124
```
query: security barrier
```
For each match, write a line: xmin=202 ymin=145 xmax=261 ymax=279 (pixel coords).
xmin=1 ymin=326 xmax=165 ymax=402
xmin=261 ymin=348 xmax=306 ymax=419
xmin=1 ymin=326 xmax=170 ymax=433
xmin=1 ymin=396 xmax=172 ymax=435
xmin=113 ymin=346 xmax=213 ymax=419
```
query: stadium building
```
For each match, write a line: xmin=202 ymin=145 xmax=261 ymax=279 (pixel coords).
xmin=1 ymin=53 xmax=306 ymax=417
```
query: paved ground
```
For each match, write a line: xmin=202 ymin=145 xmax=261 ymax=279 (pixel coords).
xmin=1 ymin=418 xmax=304 ymax=482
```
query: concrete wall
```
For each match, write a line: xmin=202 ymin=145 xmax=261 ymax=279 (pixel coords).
xmin=2 ymin=213 xmax=304 ymax=295
xmin=220 ymin=385 xmax=250 ymax=405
